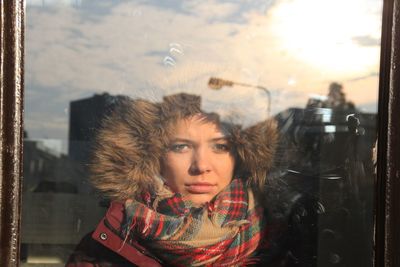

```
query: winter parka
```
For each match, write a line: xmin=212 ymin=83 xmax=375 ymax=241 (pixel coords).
xmin=66 ymin=93 xmax=282 ymax=267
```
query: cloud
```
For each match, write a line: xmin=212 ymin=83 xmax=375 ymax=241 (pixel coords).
xmin=352 ymin=35 xmax=381 ymax=47
xmin=25 ymin=0 xmax=381 ymax=139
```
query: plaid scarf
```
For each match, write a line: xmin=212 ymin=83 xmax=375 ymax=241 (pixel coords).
xmin=122 ymin=178 xmax=267 ymax=266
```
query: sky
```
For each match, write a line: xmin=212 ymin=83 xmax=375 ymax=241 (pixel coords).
xmin=25 ymin=0 xmax=383 ymax=147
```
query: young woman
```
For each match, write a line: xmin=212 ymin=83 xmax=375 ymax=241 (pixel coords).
xmin=66 ymin=93 xmax=281 ymax=267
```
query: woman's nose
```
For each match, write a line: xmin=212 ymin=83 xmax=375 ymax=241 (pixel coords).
xmin=189 ymin=148 xmax=212 ymax=175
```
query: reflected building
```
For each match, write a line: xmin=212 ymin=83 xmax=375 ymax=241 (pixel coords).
xmin=69 ymin=93 xmax=126 ymax=164
xmin=23 ymin=139 xmax=72 ymax=193
xmin=23 ymin=92 xmax=126 ymax=195
xmin=21 ymin=93 xmax=125 ymax=263
xmin=21 ymin=88 xmax=378 ymax=265
xmin=273 ymin=87 xmax=377 ymax=267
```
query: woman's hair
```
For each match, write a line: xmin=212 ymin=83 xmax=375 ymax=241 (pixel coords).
xmin=90 ymin=93 xmax=278 ymax=201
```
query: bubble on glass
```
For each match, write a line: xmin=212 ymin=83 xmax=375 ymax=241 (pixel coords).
xmin=163 ymin=56 xmax=176 ymax=67
xmin=321 ymin=228 xmax=336 ymax=240
xmin=169 ymin=47 xmax=184 ymax=55
xmin=163 ymin=43 xmax=185 ymax=67
xmin=329 ymin=252 xmax=342 ymax=264
xmin=169 ymin=42 xmax=183 ymax=48
xmin=169 ymin=43 xmax=184 ymax=56
xmin=64 ymin=107 xmax=68 ymax=115
xmin=316 ymin=201 xmax=326 ymax=214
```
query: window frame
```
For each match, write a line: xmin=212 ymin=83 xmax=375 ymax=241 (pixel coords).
xmin=0 ymin=1 xmax=24 ymax=266
xmin=0 ymin=0 xmax=399 ymax=266
xmin=375 ymin=0 xmax=400 ymax=266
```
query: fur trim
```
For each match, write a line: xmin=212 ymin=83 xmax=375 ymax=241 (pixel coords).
xmin=90 ymin=93 xmax=278 ymax=201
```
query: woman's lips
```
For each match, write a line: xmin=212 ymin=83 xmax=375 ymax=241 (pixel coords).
xmin=185 ymin=183 xmax=216 ymax=194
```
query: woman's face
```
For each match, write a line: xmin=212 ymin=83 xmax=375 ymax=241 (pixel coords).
xmin=161 ymin=115 xmax=235 ymax=205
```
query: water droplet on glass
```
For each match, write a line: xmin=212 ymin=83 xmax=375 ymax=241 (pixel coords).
xmin=169 ymin=47 xmax=184 ymax=55
xmin=316 ymin=201 xmax=326 ymax=214
xmin=163 ymin=56 xmax=176 ymax=67
xmin=321 ymin=228 xmax=336 ymax=240
xmin=329 ymin=252 xmax=341 ymax=264
xmin=169 ymin=43 xmax=184 ymax=57
xmin=169 ymin=42 xmax=183 ymax=50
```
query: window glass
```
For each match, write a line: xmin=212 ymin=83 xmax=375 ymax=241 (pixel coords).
xmin=22 ymin=0 xmax=382 ymax=266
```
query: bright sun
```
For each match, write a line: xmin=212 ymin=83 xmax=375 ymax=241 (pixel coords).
xmin=269 ymin=0 xmax=382 ymax=76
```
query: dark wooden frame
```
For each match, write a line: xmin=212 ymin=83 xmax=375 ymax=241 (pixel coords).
xmin=375 ymin=0 xmax=400 ymax=266
xmin=0 ymin=1 xmax=25 ymax=266
xmin=0 ymin=0 xmax=398 ymax=266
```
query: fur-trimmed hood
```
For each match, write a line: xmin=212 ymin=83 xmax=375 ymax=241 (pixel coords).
xmin=90 ymin=93 xmax=278 ymax=201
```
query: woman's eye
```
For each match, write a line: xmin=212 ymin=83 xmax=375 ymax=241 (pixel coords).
xmin=213 ymin=143 xmax=230 ymax=152
xmin=170 ymin=143 xmax=189 ymax=152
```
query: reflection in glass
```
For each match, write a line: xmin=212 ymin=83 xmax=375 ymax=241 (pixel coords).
xmin=23 ymin=0 xmax=381 ymax=266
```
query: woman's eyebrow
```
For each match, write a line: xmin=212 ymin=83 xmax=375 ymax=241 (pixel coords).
xmin=170 ymin=137 xmax=228 ymax=143
xmin=210 ymin=137 xmax=229 ymax=142
xmin=170 ymin=137 xmax=193 ymax=143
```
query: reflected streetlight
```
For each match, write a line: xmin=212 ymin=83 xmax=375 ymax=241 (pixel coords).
xmin=208 ymin=77 xmax=271 ymax=117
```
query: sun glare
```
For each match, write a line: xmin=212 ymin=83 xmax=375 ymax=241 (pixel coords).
xmin=269 ymin=0 xmax=381 ymax=76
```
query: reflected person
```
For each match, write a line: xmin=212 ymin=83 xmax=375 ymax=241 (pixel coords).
xmin=67 ymin=93 xmax=284 ymax=266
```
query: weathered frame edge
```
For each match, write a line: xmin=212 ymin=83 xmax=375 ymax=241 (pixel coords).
xmin=0 ymin=1 xmax=25 ymax=266
xmin=0 ymin=0 xmax=399 ymax=266
xmin=375 ymin=0 xmax=400 ymax=266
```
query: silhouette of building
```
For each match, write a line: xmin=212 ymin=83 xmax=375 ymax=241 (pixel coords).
xmin=20 ymin=93 xmax=127 ymax=261
xmin=68 ymin=93 xmax=126 ymax=163
xmin=273 ymin=91 xmax=376 ymax=267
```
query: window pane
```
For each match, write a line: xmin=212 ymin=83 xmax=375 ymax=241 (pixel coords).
xmin=22 ymin=0 xmax=382 ymax=266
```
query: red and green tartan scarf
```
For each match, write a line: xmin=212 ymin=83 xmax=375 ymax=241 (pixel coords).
xmin=122 ymin=178 xmax=268 ymax=266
